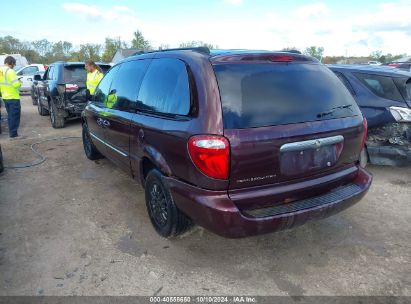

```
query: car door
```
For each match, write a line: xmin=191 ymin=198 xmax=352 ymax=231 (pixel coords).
xmin=38 ymin=66 xmax=53 ymax=109
xmin=17 ymin=66 xmax=39 ymax=90
xmin=102 ymin=60 xmax=150 ymax=174
xmin=85 ymin=65 xmax=120 ymax=157
xmin=130 ymin=58 xmax=192 ymax=181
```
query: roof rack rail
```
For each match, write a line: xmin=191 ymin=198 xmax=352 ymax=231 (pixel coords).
xmin=132 ymin=47 xmax=211 ymax=57
xmin=279 ymin=50 xmax=302 ymax=54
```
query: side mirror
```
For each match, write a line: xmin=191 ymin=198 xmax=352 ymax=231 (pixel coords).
xmin=33 ymin=74 xmax=42 ymax=81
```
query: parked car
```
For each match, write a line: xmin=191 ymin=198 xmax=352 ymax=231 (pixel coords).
xmin=384 ymin=56 xmax=411 ymax=72
xmin=30 ymin=70 xmax=46 ymax=105
xmin=368 ymin=61 xmax=382 ymax=66
xmin=329 ymin=64 xmax=411 ymax=166
xmin=35 ymin=61 xmax=111 ymax=128
xmin=82 ymin=48 xmax=372 ymax=238
xmin=15 ymin=64 xmax=47 ymax=94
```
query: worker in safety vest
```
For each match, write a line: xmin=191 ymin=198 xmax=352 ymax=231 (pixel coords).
xmin=0 ymin=56 xmax=22 ymax=138
xmin=85 ymin=59 xmax=103 ymax=95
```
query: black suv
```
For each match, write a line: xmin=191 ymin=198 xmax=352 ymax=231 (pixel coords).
xmin=35 ymin=62 xmax=111 ymax=128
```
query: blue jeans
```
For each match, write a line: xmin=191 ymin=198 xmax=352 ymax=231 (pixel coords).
xmin=4 ymin=99 xmax=21 ymax=137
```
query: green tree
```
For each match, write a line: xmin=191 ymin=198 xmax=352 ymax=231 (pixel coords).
xmin=49 ymin=41 xmax=73 ymax=61
xmin=158 ymin=44 xmax=170 ymax=50
xmin=303 ymin=46 xmax=324 ymax=60
xmin=131 ymin=30 xmax=151 ymax=50
xmin=0 ymin=35 xmax=22 ymax=53
xmin=179 ymin=41 xmax=217 ymax=49
xmin=282 ymin=47 xmax=300 ymax=52
xmin=102 ymin=37 xmax=128 ymax=62
xmin=72 ymin=43 xmax=101 ymax=61
xmin=32 ymin=39 xmax=53 ymax=58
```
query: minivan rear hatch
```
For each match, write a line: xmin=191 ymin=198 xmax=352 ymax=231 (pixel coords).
xmin=212 ymin=53 xmax=365 ymax=191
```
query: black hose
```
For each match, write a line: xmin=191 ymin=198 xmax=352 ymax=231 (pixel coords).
xmin=4 ymin=136 xmax=81 ymax=169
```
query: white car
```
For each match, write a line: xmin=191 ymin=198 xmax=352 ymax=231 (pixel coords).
xmin=367 ymin=61 xmax=382 ymax=65
xmin=16 ymin=64 xmax=47 ymax=93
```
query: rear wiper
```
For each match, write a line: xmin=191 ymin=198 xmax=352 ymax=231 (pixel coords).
xmin=317 ymin=104 xmax=353 ymax=118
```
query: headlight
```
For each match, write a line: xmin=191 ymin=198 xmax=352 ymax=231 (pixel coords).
xmin=389 ymin=106 xmax=411 ymax=122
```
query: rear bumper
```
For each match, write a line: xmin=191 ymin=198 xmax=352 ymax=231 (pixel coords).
xmin=65 ymin=102 xmax=87 ymax=115
xmin=167 ymin=166 xmax=372 ymax=238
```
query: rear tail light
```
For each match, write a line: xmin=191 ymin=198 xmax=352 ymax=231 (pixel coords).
xmin=65 ymin=84 xmax=79 ymax=92
xmin=361 ymin=117 xmax=368 ymax=150
xmin=188 ymin=135 xmax=230 ymax=180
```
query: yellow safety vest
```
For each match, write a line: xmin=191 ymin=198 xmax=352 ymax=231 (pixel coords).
xmin=86 ymin=70 xmax=103 ymax=95
xmin=0 ymin=66 xmax=21 ymax=100
xmin=106 ymin=92 xmax=118 ymax=109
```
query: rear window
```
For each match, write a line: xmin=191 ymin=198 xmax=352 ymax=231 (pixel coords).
xmin=354 ymin=73 xmax=404 ymax=102
xmin=63 ymin=64 xmax=111 ymax=82
xmin=214 ymin=63 xmax=361 ymax=129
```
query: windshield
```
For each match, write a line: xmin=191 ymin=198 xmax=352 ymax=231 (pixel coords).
xmin=213 ymin=63 xmax=361 ymax=129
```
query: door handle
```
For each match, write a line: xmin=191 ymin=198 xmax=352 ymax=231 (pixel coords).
xmin=103 ymin=120 xmax=110 ymax=128
xmin=138 ymin=129 xmax=144 ymax=142
xmin=96 ymin=117 xmax=104 ymax=127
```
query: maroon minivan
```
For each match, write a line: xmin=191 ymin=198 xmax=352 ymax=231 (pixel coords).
xmin=82 ymin=48 xmax=372 ymax=238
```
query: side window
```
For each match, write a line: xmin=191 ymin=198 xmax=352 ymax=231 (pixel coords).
xmin=93 ymin=66 xmax=119 ymax=107
xmin=354 ymin=73 xmax=404 ymax=102
xmin=333 ymin=71 xmax=356 ymax=96
xmin=138 ymin=58 xmax=191 ymax=115
xmin=47 ymin=66 xmax=54 ymax=80
xmin=22 ymin=66 xmax=39 ymax=76
xmin=108 ymin=60 xmax=150 ymax=111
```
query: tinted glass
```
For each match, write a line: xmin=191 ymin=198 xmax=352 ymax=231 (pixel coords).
xmin=63 ymin=65 xmax=85 ymax=82
xmin=47 ymin=66 xmax=54 ymax=80
xmin=63 ymin=64 xmax=110 ymax=83
xmin=354 ymin=73 xmax=404 ymax=102
xmin=333 ymin=71 xmax=356 ymax=96
xmin=407 ymin=80 xmax=411 ymax=100
xmin=93 ymin=66 xmax=119 ymax=106
xmin=22 ymin=66 xmax=39 ymax=76
xmin=109 ymin=60 xmax=150 ymax=111
xmin=214 ymin=63 xmax=361 ymax=129
xmin=138 ymin=58 xmax=190 ymax=115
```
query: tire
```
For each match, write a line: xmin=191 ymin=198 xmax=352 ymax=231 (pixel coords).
xmin=359 ymin=147 xmax=368 ymax=168
xmin=31 ymin=90 xmax=38 ymax=105
xmin=37 ymin=99 xmax=49 ymax=116
xmin=82 ymin=124 xmax=103 ymax=160
xmin=49 ymin=100 xmax=65 ymax=128
xmin=145 ymin=169 xmax=192 ymax=238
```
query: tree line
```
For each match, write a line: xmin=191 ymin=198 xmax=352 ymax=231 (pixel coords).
xmin=0 ymin=32 xmax=406 ymax=65
xmin=0 ymin=31 xmax=217 ymax=64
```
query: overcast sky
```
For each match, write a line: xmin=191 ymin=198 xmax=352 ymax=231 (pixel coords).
xmin=2 ymin=0 xmax=411 ymax=56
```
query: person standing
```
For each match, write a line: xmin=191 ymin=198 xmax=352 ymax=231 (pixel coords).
xmin=0 ymin=56 xmax=22 ymax=138
xmin=85 ymin=59 xmax=103 ymax=95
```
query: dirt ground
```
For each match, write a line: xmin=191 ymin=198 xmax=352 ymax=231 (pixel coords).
xmin=0 ymin=96 xmax=410 ymax=296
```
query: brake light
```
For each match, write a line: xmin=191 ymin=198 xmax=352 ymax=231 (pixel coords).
xmin=65 ymin=84 xmax=79 ymax=92
xmin=270 ymin=55 xmax=293 ymax=62
xmin=361 ymin=117 xmax=368 ymax=150
xmin=188 ymin=135 xmax=230 ymax=180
